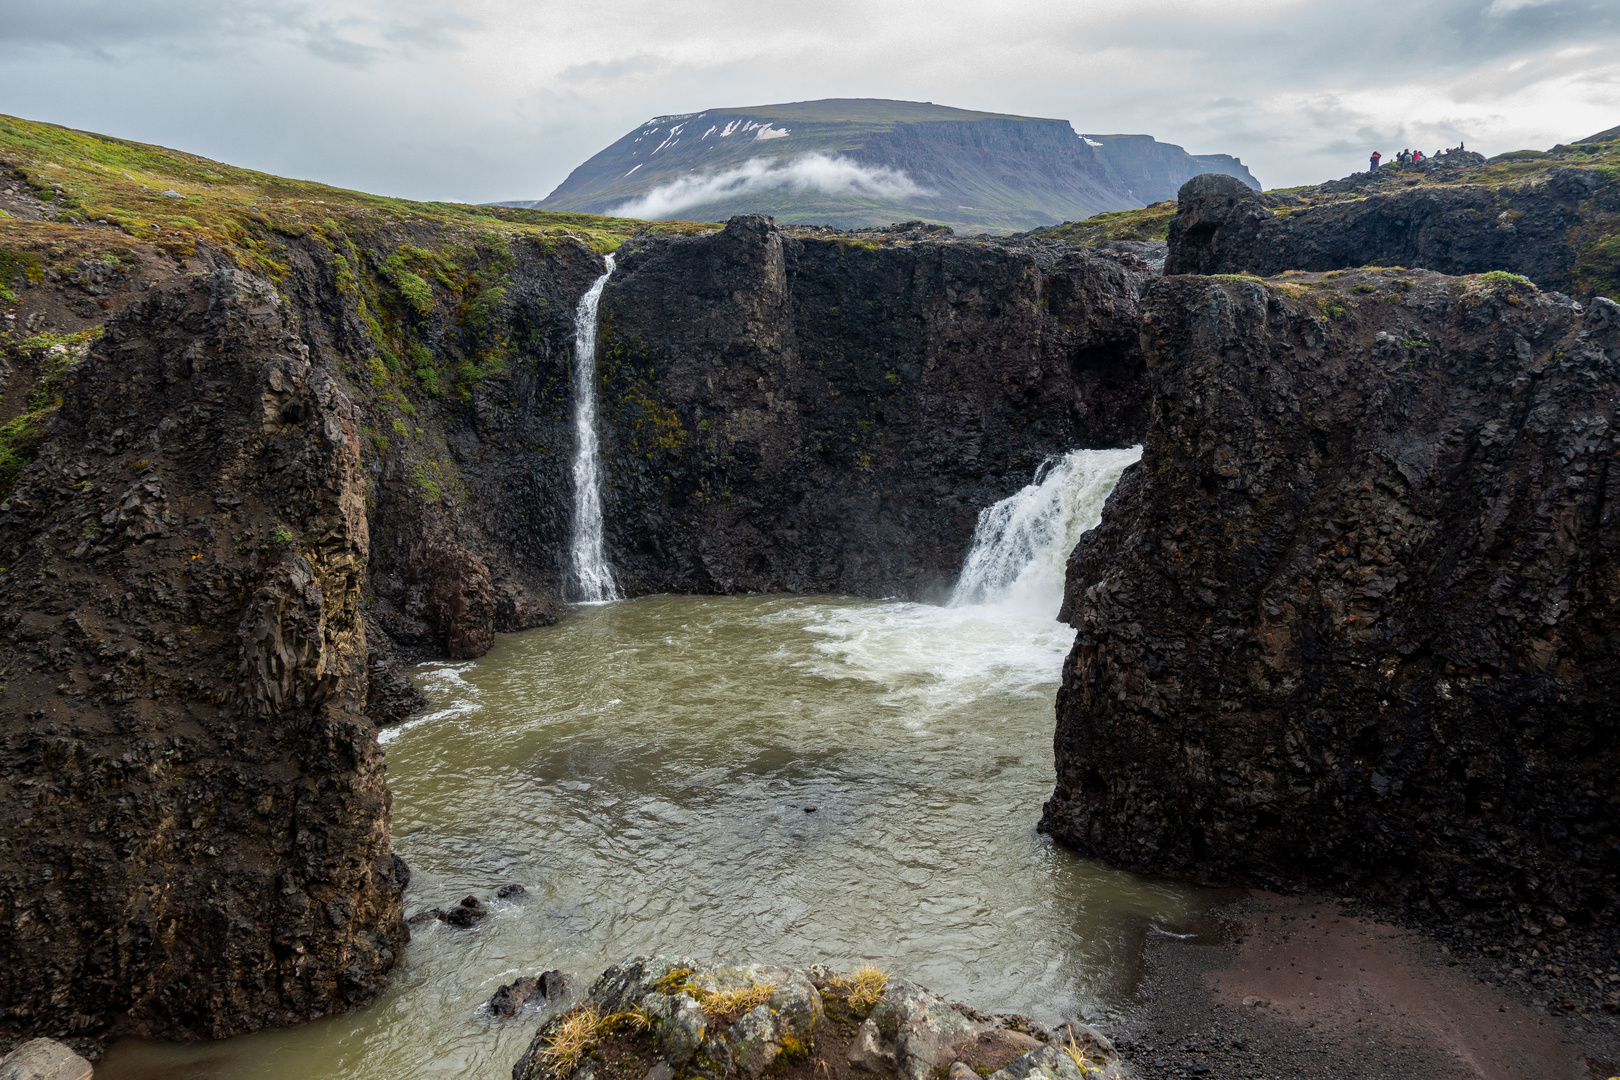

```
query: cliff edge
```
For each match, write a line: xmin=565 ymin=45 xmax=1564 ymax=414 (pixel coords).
xmin=1042 ymin=268 xmax=1619 ymax=926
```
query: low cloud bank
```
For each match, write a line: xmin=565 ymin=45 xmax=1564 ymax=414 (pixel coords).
xmin=610 ymin=153 xmax=928 ymax=219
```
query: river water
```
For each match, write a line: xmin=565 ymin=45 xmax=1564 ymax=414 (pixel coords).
xmin=100 ymin=447 xmax=1211 ymax=1080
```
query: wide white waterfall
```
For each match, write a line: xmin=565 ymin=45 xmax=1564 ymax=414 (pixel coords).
xmin=949 ymin=446 xmax=1143 ymax=611
xmin=568 ymin=254 xmax=620 ymax=603
xmin=792 ymin=447 xmax=1143 ymax=721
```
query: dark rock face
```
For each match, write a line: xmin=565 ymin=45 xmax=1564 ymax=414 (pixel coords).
xmin=0 ymin=271 xmax=408 ymax=1042
xmin=595 ymin=215 xmax=1152 ymax=598
xmin=1042 ymin=270 xmax=1620 ymax=921
xmin=1163 ymin=165 xmax=1617 ymax=293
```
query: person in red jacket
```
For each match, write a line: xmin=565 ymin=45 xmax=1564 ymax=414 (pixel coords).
xmin=1370 ymin=151 xmax=1382 ymax=171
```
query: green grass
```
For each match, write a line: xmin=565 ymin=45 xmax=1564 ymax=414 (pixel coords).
xmin=1025 ymin=201 xmax=1176 ymax=245
xmin=0 ymin=111 xmax=710 ymax=281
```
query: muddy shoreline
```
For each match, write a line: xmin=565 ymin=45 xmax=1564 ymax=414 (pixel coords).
xmin=1118 ymin=892 xmax=1620 ymax=1079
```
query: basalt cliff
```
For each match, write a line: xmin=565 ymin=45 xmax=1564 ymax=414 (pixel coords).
xmin=1042 ymin=269 xmax=1620 ymax=929
xmin=1 ymin=107 xmax=1619 ymax=1052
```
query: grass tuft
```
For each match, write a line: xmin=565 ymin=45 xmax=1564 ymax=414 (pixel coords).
xmin=826 ymin=965 xmax=889 ymax=1012
xmin=1061 ymin=1036 xmax=1107 ymax=1077
xmin=695 ymin=979 xmax=776 ymax=1021
xmin=540 ymin=1006 xmax=602 ymax=1072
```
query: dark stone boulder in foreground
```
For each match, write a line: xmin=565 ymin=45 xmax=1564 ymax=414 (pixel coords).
xmin=512 ymin=957 xmax=1130 ymax=1080
xmin=1043 ymin=269 xmax=1619 ymax=923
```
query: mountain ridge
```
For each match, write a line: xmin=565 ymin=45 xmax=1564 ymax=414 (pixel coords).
xmin=505 ymin=97 xmax=1259 ymax=234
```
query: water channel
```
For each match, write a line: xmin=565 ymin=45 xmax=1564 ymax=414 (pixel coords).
xmin=100 ymin=447 xmax=1211 ymax=1080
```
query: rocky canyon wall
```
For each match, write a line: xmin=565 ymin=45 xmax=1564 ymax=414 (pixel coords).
xmin=0 ymin=270 xmax=409 ymax=1042
xmin=0 ymin=214 xmax=1154 ymax=1046
xmin=594 ymin=216 xmax=1151 ymax=598
xmin=1042 ymin=268 xmax=1620 ymax=923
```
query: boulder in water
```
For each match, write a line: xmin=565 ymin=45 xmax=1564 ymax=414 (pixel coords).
xmin=442 ymin=895 xmax=486 ymax=928
xmin=407 ymin=894 xmax=491 ymax=929
xmin=490 ymin=970 xmax=571 ymax=1017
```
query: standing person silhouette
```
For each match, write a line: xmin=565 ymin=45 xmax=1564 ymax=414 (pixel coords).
xmin=1370 ymin=150 xmax=1382 ymax=171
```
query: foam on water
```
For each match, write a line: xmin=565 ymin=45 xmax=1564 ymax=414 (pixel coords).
xmin=785 ymin=447 xmax=1142 ymax=725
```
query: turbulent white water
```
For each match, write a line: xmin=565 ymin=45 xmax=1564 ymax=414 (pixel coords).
xmin=787 ymin=447 xmax=1143 ymax=726
xmin=949 ymin=447 xmax=1142 ymax=611
xmin=568 ymin=254 xmax=619 ymax=603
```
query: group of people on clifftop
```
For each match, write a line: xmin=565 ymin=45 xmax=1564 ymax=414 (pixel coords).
xmin=1369 ymin=143 xmax=1466 ymax=171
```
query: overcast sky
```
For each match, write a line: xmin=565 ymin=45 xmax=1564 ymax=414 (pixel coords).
xmin=0 ymin=0 xmax=1615 ymax=203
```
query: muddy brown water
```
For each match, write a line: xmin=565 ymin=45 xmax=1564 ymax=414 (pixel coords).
xmin=99 ymin=450 xmax=1215 ymax=1080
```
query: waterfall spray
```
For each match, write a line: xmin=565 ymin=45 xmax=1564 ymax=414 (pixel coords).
xmin=948 ymin=447 xmax=1142 ymax=611
xmin=568 ymin=254 xmax=619 ymax=603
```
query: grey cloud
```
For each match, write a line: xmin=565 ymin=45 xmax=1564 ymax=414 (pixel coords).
xmin=561 ymin=54 xmax=671 ymax=83
xmin=0 ymin=0 xmax=1614 ymax=202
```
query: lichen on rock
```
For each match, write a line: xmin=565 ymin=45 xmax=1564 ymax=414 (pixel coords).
xmin=512 ymin=958 xmax=1133 ymax=1080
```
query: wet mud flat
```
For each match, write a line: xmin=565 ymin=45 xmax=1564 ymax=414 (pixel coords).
xmin=1120 ymin=893 xmax=1620 ymax=1080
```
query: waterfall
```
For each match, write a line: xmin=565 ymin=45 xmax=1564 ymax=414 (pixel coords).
xmin=568 ymin=254 xmax=619 ymax=603
xmin=948 ymin=447 xmax=1142 ymax=611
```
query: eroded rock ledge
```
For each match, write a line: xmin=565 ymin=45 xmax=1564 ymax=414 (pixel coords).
xmin=511 ymin=957 xmax=1131 ymax=1080
xmin=1043 ymin=268 xmax=1619 ymax=924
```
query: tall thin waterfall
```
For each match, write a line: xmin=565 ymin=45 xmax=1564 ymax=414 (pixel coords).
xmin=568 ymin=254 xmax=619 ymax=603
xmin=948 ymin=447 xmax=1142 ymax=611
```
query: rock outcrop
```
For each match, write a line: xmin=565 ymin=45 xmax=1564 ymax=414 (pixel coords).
xmin=0 ymin=270 xmax=408 ymax=1041
xmin=595 ymin=215 xmax=1152 ymax=597
xmin=1163 ymin=149 xmax=1620 ymax=294
xmin=1042 ymin=269 xmax=1620 ymax=922
xmin=511 ymin=957 xmax=1131 ymax=1080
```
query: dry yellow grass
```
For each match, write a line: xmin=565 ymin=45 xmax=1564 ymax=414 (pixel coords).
xmin=1061 ymin=1035 xmax=1106 ymax=1077
xmin=540 ymin=1005 xmax=603 ymax=1071
xmin=827 ymin=965 xmax=888 ymax=1011
xmin=539 ymin=1006 xmax=651 ymax=1071
xmin=696 ymin=979 xmax=776 ymax=1021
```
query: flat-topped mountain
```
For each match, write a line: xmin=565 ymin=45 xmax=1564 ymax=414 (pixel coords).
xmin=507 ymin=98 xmax=1259 ymax=233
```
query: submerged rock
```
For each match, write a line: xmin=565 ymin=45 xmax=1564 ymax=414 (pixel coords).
xmin=490 ymin=970 xmax=571 ymax=1017
xmin=444 ymin=896 xmax=487 ymax=928
xmin=408 ymin=893 xmax=501 ymax=930
xmin=511 ymin=957 xmax=1133 ymax=1080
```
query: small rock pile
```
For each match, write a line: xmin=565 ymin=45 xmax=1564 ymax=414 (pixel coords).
xmin=511 ymin=957 xmax=1132 ymax=1080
